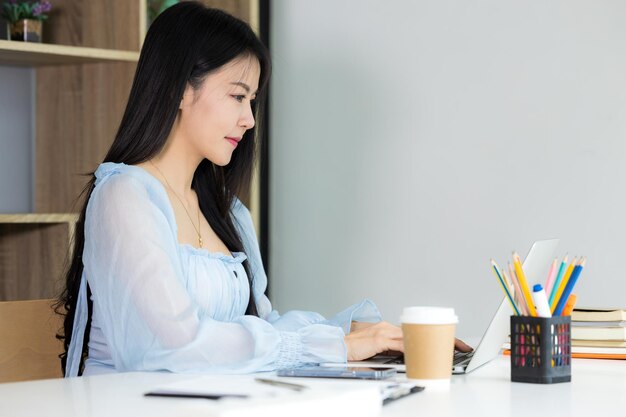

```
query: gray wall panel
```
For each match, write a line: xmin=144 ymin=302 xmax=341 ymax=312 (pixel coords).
xmin=0 ymin=66 xmax=33 ymax=213
xmin=270 ymin=0 xmax=626 ymax=338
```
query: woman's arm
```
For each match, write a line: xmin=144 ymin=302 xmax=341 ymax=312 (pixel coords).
xmin=84 ymin=173 xmax=347 ymax=373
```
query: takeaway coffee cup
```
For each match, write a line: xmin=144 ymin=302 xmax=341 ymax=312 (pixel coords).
xmin=401 ymin=306 xmax=458 ymax=388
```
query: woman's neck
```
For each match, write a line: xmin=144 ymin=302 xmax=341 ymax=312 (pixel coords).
xmin=148 ymin=133 xmax=203 ymax=197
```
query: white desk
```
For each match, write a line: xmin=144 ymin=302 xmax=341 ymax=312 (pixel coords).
xmin=2 ymin=355 xmax=625 ymax=417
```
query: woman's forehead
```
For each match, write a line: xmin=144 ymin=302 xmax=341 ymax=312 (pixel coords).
xmin=210 ymin=56 xmax=261 ymax=90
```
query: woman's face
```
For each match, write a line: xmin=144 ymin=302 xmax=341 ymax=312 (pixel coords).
xmin=177 ymin=55 xmax=260 ymax=166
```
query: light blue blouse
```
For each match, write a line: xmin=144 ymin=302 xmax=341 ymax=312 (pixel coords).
xmin=65 ymin=162 xmax=381 ymax=377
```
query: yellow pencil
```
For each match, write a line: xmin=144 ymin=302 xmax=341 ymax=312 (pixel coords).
xmin=550 ymin=257 xmax=577 ymax=314
xmin=513 ymin=252 xmax=537 ymax=317
xmin=508 ymin=262 xmax=529 ymax=315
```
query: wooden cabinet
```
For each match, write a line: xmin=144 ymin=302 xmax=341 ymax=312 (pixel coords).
xmin=0 ymin=0 xmax=144 ymax=302
xmin=0 ymin=0 xmax=260 ymax=301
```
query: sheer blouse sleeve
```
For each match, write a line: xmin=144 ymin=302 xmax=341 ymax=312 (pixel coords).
xmin=83 ymin=171 xmax=350 ymax=373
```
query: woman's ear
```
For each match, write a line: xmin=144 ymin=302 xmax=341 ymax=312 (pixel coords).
xmin=179 ymin=84 xmax=194 ymax=110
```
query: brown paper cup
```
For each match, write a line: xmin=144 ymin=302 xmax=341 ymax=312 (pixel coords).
xmin=401 ymin=306 xmax=458 ymax=388
xmin=402 ymin=323 xmax=456 ymax=379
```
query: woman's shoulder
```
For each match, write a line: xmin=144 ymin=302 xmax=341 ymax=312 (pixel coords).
xmin=95 ymin=162 xmax=154 ymax=186
xmin=94 ymin=162 xmax=163 ymax=194
xmin=92 ymin=162 xmax=169 ymax=209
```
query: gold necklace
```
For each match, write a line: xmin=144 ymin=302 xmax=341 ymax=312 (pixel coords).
xmin=150 ymin=160 xmax=203 ymax=248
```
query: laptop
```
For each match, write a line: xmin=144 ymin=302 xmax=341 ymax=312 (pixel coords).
xmin=322 ymin=239 xmax=559 ymax=374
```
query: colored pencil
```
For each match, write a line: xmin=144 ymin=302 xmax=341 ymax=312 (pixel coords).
xmin=548 ymin=255 xmax=568 ymax=306
xmin=508 ymin=262 xmax=529 ymax=315
xmin=551 ymin=257 xmax=577 ymax=314
xmin=544 ymin=258 xmax=558 ymax=295
xmin=554 ymin=259 xmax=585 ymax=316
xmin=491 ymin=259 xmax=520 ymax=316
xmin=513 ymin=252 xmax=537 ymax=317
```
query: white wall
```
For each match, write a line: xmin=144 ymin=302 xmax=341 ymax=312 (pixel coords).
xmin=269 ymin=0 xmax=626 ymax=338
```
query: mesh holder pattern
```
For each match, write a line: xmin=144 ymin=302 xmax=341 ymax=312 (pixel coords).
xmin=510 ymin=315 xmax=571 ymax=384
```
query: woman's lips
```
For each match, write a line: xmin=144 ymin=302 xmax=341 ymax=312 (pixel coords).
xmin=226 ymin=137 xmax=240 ymax=147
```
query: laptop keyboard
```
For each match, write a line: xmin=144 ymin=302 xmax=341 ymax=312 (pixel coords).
xmin=383 ymin=354 xmax=404 ymax=364
xmin=453 ymin=350 xmax=474 ymax=365
xmin=378 ymin=351 xmax=474 ymax=366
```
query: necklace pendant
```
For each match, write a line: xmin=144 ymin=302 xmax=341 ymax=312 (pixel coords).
xmin=199 ymin=236 xmax=203 ymax=248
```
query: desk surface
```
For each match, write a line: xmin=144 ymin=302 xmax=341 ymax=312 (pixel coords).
xmin=2 ymin=355 xmax=625 ymax=417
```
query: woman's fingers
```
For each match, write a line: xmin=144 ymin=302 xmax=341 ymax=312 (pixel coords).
xmin=344 ymin=321 xmax=404 ymax=361
xmin=454 ymin=338 xmax=473 ymax=352
xmin=345 ymin=322 xmax=473 ymax=361
xmin=385 ymin=339 xmax=405 ymax=353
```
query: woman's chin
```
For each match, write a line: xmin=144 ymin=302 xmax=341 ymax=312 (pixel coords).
xmin=208 ymin=154 xmax=233 ymax=167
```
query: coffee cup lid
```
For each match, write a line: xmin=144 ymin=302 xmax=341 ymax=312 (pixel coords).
xmin=400 ymin=306 xmax=458 ymax=324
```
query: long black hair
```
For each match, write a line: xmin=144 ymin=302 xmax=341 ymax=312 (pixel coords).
xmin=55 ymin=2 xmax=271 ymax=375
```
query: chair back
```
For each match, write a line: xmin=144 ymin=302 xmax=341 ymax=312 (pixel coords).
xmin=0 ymin=299 xmax=63 ymax=383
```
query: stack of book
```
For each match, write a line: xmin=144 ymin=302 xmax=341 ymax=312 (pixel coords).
xmin=571 ymin=308 xmax=626 ymax=359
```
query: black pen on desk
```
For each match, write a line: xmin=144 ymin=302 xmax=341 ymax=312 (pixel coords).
xmin=254 ymin=377 xmax=308 ymax=392
xmin=382 ymin=385 xmax=424 ymax=406
xmin=144 ymin=392 xmax=247 ymax=400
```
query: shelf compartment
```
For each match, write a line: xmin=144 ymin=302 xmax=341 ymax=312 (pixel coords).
xmin=0 ymin=220 xmax=74 ymax=301
xmin=0 ymin=214 xmax=77 ymax=301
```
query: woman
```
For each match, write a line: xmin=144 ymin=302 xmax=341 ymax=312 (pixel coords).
xmin=57 ymin=2 xmax=411 ymax=377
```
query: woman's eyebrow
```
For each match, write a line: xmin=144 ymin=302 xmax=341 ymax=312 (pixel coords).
xmin=230 ymin=81 xmax=257 ymax=95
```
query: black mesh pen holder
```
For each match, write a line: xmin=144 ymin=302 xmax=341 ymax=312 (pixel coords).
xmin=510 ymin=315 xmax=571 ymax=384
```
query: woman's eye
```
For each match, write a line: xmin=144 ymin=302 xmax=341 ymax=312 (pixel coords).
xmin=233 ymin=95 xmax=246 ymax=102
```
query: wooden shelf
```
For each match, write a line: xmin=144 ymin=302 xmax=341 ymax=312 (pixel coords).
xmin=0 ymin=40 xmax=139 ymax=67
xmin=0 ymin=213 xmax=78 ymax=224
xmin=0 ymin=0 xmax=146 ymax=302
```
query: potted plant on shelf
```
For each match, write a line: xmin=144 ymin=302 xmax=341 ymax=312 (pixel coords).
xmin=2 ymin=0 xmax=52 ymax=43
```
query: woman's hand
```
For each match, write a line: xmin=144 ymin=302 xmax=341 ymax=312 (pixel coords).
xmin=347 ymin=322 xmax=472 ymax=360
xmin=350 ymin=321 xmax=376 ymax=332
xmin=454 ymin=338 xmax=473 ymax=352
xmin=344 ymin=321 xmax=403 ymax=361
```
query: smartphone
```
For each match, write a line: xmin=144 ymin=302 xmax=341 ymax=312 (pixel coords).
xmin=276 ymin=366 xmax=396 ymax=380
